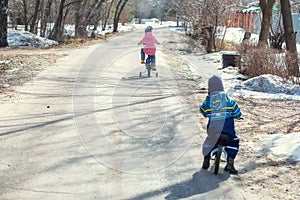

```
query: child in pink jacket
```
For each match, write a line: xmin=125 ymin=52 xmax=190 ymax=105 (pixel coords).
xmin=138 ymin=26 xmax=159 ymax=69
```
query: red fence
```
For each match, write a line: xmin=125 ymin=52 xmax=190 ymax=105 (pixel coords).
xmin=227 ymin=12 xmax=256 ymax=32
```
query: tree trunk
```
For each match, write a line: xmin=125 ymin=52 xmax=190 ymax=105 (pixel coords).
xmin=280 ymin=0 xmax=297 ymax=53
xmin=113 ymin=0 xmax=129 ymax=32
xmin=30 ymin=0 xmax=41 ymax=34
xmin=48 ymin=0 xmax=66 ymax=41
xmin=0 ymin=0 xmax=8 ymax=47
xmin=280 ymin=0 xmax=299 ymax=75
xmin=102 ymin=0 xmax=115 ymax=31
xmin=40 ymin=0 xmax=52 ymax=37
xmin=74 ymin=0 xmax=83 ymax=37
xmin=21 ymin=0 xmax=29 ymax=31
xmin=203 ymin=26 xmax=213 ymax=53
xmin=258 ymin=0 xmax=275 ymax=47
xmin=89 ymin=0 xmax=106 ymax=31
xmin=75 ymin=0 xmax=94 ymax=38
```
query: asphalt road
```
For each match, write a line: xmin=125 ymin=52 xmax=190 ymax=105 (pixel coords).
xmin=0 ymin=26 xmax=263 ymax=200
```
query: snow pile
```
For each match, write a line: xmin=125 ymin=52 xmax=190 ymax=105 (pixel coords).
xmin=217 ymin=27 xmax=300 ymax=53
xmin=244 ymin=74 xmax=300 ymax=95
xmin=218 ymin=27 xmax=245 ymax=44
xmin=252 ymin=132 xmax=300 ymax=162
xmin=217 ymin=27 xmax=260 ymax=45
xmin=216 ymin=63 xmax=300 ymax=100
xmin=8 ymin=29 xmax=58 ymax=47
xmin=221 ymin=66 xmax=248 ymax=82
xmin=7 ymin=24 xmax=134 ymax=48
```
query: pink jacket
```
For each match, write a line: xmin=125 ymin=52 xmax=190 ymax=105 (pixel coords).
xmin=139 ymin=32 xmax=158 ymax=55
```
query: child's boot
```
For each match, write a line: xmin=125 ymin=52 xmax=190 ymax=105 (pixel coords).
xmin=141 ymin=60 xmax=145 ymax=64
xmin=224 ymin=158 xmax=238 ymax=175
xmin=202 ymin=155 xmax=210 ymax=169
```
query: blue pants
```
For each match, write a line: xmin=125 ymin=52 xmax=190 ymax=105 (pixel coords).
xmin=202 ymin=133 xmax=239 ymax=159
xmin=141 ymin=48 xmax=156 ymax=65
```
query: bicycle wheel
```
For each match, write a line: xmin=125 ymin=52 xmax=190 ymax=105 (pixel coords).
xmin=214 ymin=147 xmax=222 ymax=175
xmin=147 ymin=68 xmax=151 ymax=77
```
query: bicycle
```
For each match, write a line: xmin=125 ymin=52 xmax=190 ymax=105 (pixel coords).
xmin=139 ymin=54 xmax=158 ymax=78
xmin=210 ymin=118 xmax=243 ymax=175
xmin=210 ymin=133 xmax=232 ymax=175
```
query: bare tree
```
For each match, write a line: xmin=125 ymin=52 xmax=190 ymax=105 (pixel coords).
xmin=40 ymin=0 xmax=53 ymax=37
xmin=0 ymin=0 xmax=8 ymax=47
xmin=168 ymin=0 xmax=237 ymax=52
xmin=8 ymin=0 xmax=122 ymax=40
xmin=89 ymin=0 xmax=107 ymax=37
xmin=21 ymin=0 xmax=29 ymax=31
xmin=174 ymin=0 xmax=202 ymax=34
xmin=74 ymin=0 xmax=86 ymax=37
xmin=101 ymin=0 xmax=115 ymax=31
xmin=258 ymin=0 xmax=275 ymax=47
xmin=280 ymin=0 xmax=297 ymax=54
xmin=29 ymin=0 xmax=41 ymax=34
xmin=20 ymin=0 xmax=38 ymax=31
xmin=202 ymin=0 xmax=237 ymax=52
xmin=9 ymin=0 xmax=42 ymax=33
xmin=48 ymin=0 xmax=66 ymax=41
xmin=113 ymin=0 xmax=129 ymax=32
xmin=74 ymin=0 xmax=108 ymax=37
xmin=280 ymin=0 xmax=299 ymax=75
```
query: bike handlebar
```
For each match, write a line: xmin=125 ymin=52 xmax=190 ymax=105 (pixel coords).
xmin=137 ymin=43 xmax=161 ymax=45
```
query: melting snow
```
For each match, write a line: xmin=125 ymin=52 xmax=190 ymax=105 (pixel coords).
xmin=8 ymin=29 xmax=58 ymax=47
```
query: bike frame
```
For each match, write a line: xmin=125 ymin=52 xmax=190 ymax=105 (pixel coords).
xmin=210 ymin=134 xmax=232 ymax=175
xmin=145 ymin=55 xmax=155 ymax=69
xmin=210 ymin=145 xmax=228 ymax=162
xmin=140 ymin=54 xmax=157 ymax=78
xmin=208 ymin=119 xmax=242 ymax=175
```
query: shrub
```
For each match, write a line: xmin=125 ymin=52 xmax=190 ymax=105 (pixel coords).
xmin=237 ymin=44 xmax=299 ymax=84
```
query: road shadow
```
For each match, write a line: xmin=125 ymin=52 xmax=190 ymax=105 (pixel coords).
xmin=121 ymin=75 xmax=157 ymax=80
xmin=164 ymin=169 xmax=230 ymax=199
xmin=130 ymin=169 xmax=230 ymax=200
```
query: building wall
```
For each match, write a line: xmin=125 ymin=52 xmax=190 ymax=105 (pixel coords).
xmin=292 ymin=13 xmax=300 ymax=43
xmin=227 ymin=12 xmax=300 ymax=44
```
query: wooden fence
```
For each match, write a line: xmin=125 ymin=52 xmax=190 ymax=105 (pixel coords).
xmin=227 ymin=12 xmax=256 ymax=32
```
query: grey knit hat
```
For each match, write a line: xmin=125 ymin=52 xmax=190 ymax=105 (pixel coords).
xmin=208 ymin=75 xmax=224 ymax=93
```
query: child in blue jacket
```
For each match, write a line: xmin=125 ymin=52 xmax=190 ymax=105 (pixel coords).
xmin=199 ymin=75 xmax=242 ymax=174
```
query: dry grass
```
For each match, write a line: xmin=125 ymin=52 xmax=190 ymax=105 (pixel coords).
xmin=0 ymin=35 xmax=114 ymax=93
xmin=213 ymin=39 xmax=300 ymax=84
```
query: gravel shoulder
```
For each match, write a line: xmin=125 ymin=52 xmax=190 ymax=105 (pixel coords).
xmin=1 ymin=30 xmax=299 ymax=199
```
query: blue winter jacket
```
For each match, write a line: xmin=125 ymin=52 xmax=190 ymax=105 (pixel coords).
xmin=200 ymin=91 xmax=242 ymax=137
